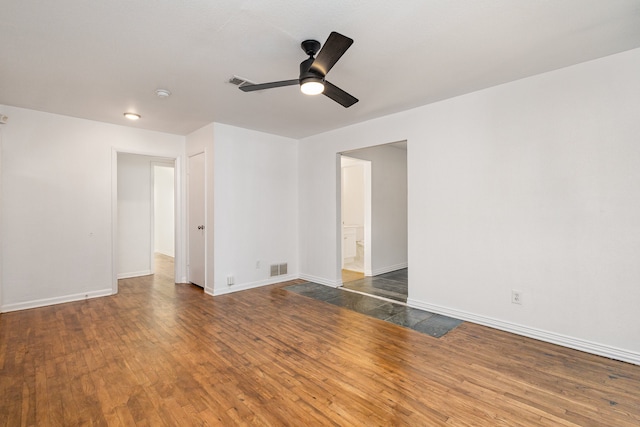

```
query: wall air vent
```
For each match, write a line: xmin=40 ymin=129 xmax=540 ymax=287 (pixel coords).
xmin=270 ymin=264 xmax=279 ymax=277
xmin=279 ymin=263 xmax=288 ymax=275
xmin=270 ymin=263 xmax=288 ymax=277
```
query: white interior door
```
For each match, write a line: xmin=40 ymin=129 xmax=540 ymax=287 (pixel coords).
xmin=188 ymin=152 xmax=205 ymax=287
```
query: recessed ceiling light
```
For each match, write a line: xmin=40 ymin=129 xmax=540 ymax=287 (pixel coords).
xmin=155 ymin=89 xmax=171 ymax=98
xmin=124 ymin=112 xmax=141 ymax=120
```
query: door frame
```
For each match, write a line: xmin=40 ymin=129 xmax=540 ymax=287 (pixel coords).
xmin=111 ymin=148 xmax=184 ymax=294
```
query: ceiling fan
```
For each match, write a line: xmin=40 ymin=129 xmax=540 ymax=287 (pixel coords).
xmin=239 ymin=31 xmax=358 ymax=108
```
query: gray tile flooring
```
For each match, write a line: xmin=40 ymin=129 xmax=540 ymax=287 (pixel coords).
xmin=342 ymin=268 xmax=408 ymax=303
xmin=285 ymin=282 xmax=463 ymax=338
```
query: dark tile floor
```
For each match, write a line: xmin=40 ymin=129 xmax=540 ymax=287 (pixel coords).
xmin=342 ymin=268 xmax=409 ymax=302
xmin=285 ymin=282 xmax=463 ymax=338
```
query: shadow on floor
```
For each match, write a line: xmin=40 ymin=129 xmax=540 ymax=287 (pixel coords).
xmin=285 ymin=282 xmax=463 ymax=338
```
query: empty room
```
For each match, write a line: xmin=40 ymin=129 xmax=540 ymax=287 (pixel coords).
xmin=1 ymin=1 xmax=639 ymax=425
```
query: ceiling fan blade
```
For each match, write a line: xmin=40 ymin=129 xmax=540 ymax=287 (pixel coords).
xmin=310 ymin=32 xmax=353 ymax=76
xmin=239 ymin=79 xmax=299 ymax=92
xmin=323 ymin=81 xmax=358 ymax=108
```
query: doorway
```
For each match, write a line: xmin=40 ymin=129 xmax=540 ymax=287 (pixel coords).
xmin=339 ymin=141 xmax=408 ymax=302
xmin=340 ymin=156 xmax=371 ymax=278
xmin=113 ymin=151 xmax=181 ymax=293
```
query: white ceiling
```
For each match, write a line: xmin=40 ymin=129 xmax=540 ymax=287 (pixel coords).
xmin=2 ymin=0 xmax=640 ymax=139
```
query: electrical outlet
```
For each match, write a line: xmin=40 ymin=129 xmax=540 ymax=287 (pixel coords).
xmin=227 ymin=275 xmax=234 ymax=286
xmin=256 ymin=260 xmax=260 ymax=269
xmin=512 ymin=290 xmax=523 ymax=305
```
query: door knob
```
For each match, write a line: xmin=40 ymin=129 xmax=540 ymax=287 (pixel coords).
xmin=197 ymin=225 xmax=205 ymax=230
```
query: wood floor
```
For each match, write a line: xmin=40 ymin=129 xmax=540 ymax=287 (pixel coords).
xmin=2 ymin=256 xmax=639 ymax=426
xmin=341 ymin=269 xmax=364 ymax=284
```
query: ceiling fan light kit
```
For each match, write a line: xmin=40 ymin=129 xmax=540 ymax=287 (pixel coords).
xmin=239 ymin=31 xmax=358 ymax=107
xmin=300 ymin=78 xmax=324 ymax=95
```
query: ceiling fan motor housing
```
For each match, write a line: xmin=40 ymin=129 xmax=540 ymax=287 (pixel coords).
xmin=299 ymin=56 xmax=324 ymax=83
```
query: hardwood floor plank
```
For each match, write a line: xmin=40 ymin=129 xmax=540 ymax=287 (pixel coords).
xmin=1 ymin=254 xmax=639 ymax=426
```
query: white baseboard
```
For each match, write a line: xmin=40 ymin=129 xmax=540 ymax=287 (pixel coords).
xmin=298 ymin=273 xmax=341 ymax=288
xmin=407 ymin=298 xmax=640 ymax=366
xmin=1 ymin=288 xmax=114 ymax=313
xmin=205 ymin=272 xmax=337 ymax=296
xmin=117 ymin=270 xmax=152 ymax=279
xmin=212 ymin=274 xmax=301 ymax=296
xmin=371 ymin=262 xmax=408 ymax=277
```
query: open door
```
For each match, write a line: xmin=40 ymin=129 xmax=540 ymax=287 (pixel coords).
xmin=188 ymin=152 xmax=205 ymax=287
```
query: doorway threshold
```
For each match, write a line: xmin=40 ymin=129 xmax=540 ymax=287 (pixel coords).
xmin=341 ymin=268 xmax=408 ymax=303
xmin=339 ymin=286 xmax=407 ymax=306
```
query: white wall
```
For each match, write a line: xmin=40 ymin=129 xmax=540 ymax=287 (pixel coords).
xmin=185 ymin=122 xmax=299 ymax=296
xmin=212 ymin=123 xmax=299 ymax=295
xmin=0 ymin=105 xmax=184 ymax=311
xmin=346 ymin=144 xmax=408 ymax=274
xmin=341 ymin=160 xmax=365 ymax=227
xmin=154 ymin=164 xmax=175 ymax=257
xmin=299 ymin=48 xmax=640 ymax=364
xmin=117 ymin=153 xmax=153 ymax=278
